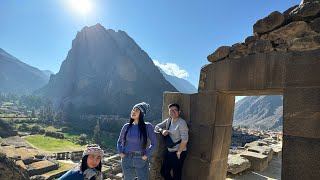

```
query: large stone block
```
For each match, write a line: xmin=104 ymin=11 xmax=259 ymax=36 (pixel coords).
xmin=253 ymin=11 xmax=285 ymax=34
xmin=282 ymin=135 xmax=320 ymax=180
xmin=187 ymin=123 xmax=214 ymax=162
xmin=240 ymin=151 xmax=268 ymax=171
xmin=190 ymin=92 xmax=217 ymax=126
xmin=283 ymin=87 xmax=320 ymax=138
xmin=207 ymin=46 xmax=231 ymax=62
xmin=208 ymin=158 xmax=228 ymax=180
xmin=182 ymin=157 xmax=227 ymax=180
xmin=201 ymin=51 xmax=287 ymax=93
xmin=215 ymin=93 xmax=235 ymax=126
xmin=267 ymin=21 xmax=316 ymax=41
xmin=210 ymin=126 xmax=232 ymax=162
xmin=284 ymin=49 xmax=320 ymax=87
xmin=182 ymin=156 xmax=211 ymax=179
xmin=248 ymin=145 xmax=273 ymax=163
xmin=227 ymin=155 xmax=251 ymax=175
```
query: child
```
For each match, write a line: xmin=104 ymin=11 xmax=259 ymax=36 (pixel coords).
xmin=59 ymin=144 xmax=104 ymax=180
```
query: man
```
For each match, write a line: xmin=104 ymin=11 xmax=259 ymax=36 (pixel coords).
xmin=155 ymin=103 xmax=189 ymax=180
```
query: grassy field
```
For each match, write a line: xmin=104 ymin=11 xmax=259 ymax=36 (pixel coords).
xmin=24 ymin=135 xmax=85 ymax=152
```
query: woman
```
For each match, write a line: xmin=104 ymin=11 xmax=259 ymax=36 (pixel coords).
xmin=117 ymin=102 xmax=157 ymax=180
xmin=59 ymin=144 xmax=104 ymax=180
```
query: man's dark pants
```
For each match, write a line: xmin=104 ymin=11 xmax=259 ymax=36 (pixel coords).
xmin=160 ymin=151 xmax=187 ymax=180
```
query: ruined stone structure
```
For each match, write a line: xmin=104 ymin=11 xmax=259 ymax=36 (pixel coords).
xmin=151 ymin=1 xmax=320 ymax=179
xmin=70 ymin=151 xmax=83 ymax=161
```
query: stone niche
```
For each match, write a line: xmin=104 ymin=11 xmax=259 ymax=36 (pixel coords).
xmin=151 ymin=1 xmax=320 ymax=180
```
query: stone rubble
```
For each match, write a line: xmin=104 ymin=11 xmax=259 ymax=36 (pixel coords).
xmin=208 ymin=1 xmax=320 ymax=63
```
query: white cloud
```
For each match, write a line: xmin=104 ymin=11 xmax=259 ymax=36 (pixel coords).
xmin=153 ymin=60 xmax=189 ymax=79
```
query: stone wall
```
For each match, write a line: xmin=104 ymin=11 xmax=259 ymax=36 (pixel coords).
xmin=160 ymin=1 xmax=320 ymax=180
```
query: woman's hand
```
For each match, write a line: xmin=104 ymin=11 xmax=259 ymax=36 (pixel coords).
xmin=162 ymin=130 xmax=170 ymax=136
xmin=119 ymin=153 xmax=125 ymax=158
xmin=142 ymin=155 xmax=148 ymax=160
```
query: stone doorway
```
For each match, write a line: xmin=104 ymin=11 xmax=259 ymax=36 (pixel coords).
xmin=159 ymin=49 xmax=319 ymax=180
xmin=152 ymin=1 xmax=320 ymax=179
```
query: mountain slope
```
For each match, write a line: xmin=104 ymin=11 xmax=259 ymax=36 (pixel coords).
xmin=39 ymin=24 xmax=177 ymax=119
xmin=0 ymin=48 xmax=48 ymax=93
xmin=157 ymin=67 xmax=197 ymax=94
xmin=233 ymin=95 xmax=283 ymax=131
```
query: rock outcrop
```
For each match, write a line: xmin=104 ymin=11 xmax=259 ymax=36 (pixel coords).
xmin=0 ymin=153 xmax=29 ymax=180
xmin=0 ymin=119 xmax=18 ymax=138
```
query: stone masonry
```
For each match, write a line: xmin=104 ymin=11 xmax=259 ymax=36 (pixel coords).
xmin=151 ymin=1 xmax=320 ymax=179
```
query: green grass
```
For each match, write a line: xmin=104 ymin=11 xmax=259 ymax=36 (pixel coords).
xmin=24 ymin=135 xmax=85 ymax=152
xmin=2 ymin=102 xmax=14 ymax=106
xmin=63 ymin=132 xmax=80 ymax=139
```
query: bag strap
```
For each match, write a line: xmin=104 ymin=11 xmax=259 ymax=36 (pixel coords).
xmin=167 ymin=118 xmax=182 ymax=146
xmin=168 ymin=118 xmax=172 ymax=129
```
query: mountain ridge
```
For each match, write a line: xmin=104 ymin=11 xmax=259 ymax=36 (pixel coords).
xmin=233 ymin=95 xmax=283 ymax=131
xmin=0 ymin=48 xmax=49 ymax=93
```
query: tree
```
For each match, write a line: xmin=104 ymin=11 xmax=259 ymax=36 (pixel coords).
xmin=31 ymin=109 xmax=36 ymax=118
xmin=19 ymin=123 xmax=29 ymax=131
xmin=54 ymin=111 xmax=63 ymax=125
xmin=93 ymin=120 xmax=102 ymax=145
xmin=79 ymin=134 xmax=87 ymax=145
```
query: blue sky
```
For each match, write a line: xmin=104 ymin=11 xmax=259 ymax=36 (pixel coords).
xmin=0 ymin=0 xmax=300 ymax=94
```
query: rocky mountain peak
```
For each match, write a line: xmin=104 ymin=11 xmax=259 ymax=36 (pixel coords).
xmin=40 ymin=24 xmax=177 ymax=119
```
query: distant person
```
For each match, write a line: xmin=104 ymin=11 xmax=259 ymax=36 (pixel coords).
xmin=155 ymin=103 xmax=189 ymax=180
xmin=59 ymin=144 xmax=103 ymax=180
xmin=117 ymin=102 xmax=157 ymax=180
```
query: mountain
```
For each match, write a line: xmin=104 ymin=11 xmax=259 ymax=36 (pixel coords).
xmin=0 ymin=48 xmax=49 ymax=93
xmin=42 ymin=70 xmax=54 ymax=78
xmin=157 ymin=67 xmax=197 ymax=94
xmin=39 ymin=24 xmax=177 ymax=119
xmin=233 ymin=95 xmax=283 ymax=131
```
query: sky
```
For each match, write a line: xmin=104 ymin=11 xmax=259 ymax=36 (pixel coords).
xmin=0 ymin=0 xmax=300 ymax=102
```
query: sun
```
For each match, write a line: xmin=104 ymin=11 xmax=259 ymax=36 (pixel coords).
xmin=69 ymin=0 xmax=93 ymax=16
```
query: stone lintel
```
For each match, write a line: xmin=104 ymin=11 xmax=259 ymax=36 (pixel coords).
xmin=199 ymin=51 xmax=287 ymax=92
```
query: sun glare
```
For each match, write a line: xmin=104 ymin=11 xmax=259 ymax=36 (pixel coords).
xmin=69 ymin=0 xmax=92 ymax=16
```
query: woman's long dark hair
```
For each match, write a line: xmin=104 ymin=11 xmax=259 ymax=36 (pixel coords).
xmin=124 ymin=112 xmax=148 ymax=149
xmin=81 ymin=155 xmax=102 ymax=172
